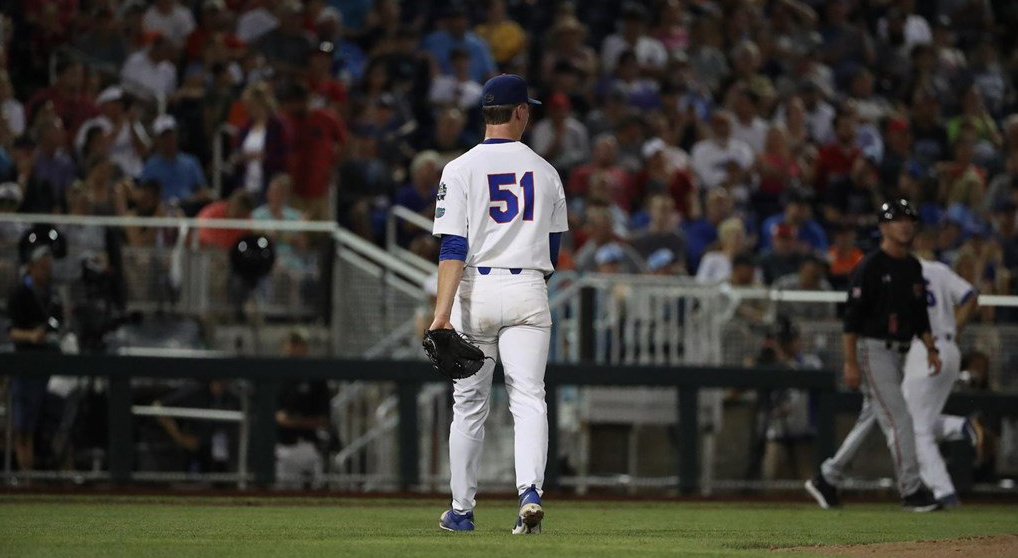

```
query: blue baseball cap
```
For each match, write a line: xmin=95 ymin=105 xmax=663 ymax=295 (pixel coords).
xmin=481 ymin=74 xmax=541 ymax=107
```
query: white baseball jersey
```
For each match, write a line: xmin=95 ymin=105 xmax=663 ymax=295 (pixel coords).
xmin=919 ymin=259 xmax=975 ymax=339
xmin=433 ymin=141 xmax=568 ymax=273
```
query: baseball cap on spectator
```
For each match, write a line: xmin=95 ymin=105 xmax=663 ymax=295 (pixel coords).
xmin=203 ymin=0 xmax=226 ymax=11
xmin=152 ymin=114 xmax=177 ymax=135
xmin=96 ymin=86 xmax=124 ymax=105
xmin=547 ymin=92 xmax=570 ymax=111
xmin=647 ymin=248 xmax=675 ymax=272
xmin=317 ymin=7 xmax=342 ymax=25
xmin=783 ymin=187 xmax=813 ymax=206
xmin=315 ymin=41 xmax=335 ymax=56
xmin=595 ymin=243 xmax=626 ymax=266
xmin=282 ymin=1 xmax=303 ymax=14
xmin=886 ymin=116 xmax=909 ymax=134
xmin=642 ymin=137 xmax=667 ymax=160
xmin=286 ymin=327 xmax=310 ymax=346
xmin=481 ymin=74 xmax=541 ymax=106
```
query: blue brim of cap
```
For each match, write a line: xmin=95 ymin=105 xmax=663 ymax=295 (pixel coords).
xmin=529 ymin=98 xmax=542 ymax=105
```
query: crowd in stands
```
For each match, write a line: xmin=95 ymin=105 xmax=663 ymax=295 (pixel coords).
xmin=3 ymin=0 xmax=1018 ymax=322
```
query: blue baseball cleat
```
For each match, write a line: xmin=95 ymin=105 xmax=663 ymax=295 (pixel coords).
xmin=511 ymin=485 xmax=544 ymax=534
xmin=439 ymin=509 xmax=475 ymax=532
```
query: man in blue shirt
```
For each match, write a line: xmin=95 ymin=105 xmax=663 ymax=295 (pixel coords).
xmin=759 ymin=189 xmax=828 ymax=253
xmin=683 ymin=187 xmax=733 ymax=272
xmin=421 ymin=5 xmax=497 ymax=83
xmin=140 ymin=115 xmax=211 ymax=214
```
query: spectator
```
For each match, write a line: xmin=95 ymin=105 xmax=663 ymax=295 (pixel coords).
xmin=196 ymin=189 xmax=255 ymax=249
xmin=567 ymin=135 xmax=633 ymax=210
xmin=421 ymin=5 xmax=497 ymax=83
xmin=314 ymin=8 xmax=366 ymax=85
xmin=760 ymin=189 xmax=828 ymax=252
xmin=75 ymin=87 xmax=151 ymax=179
xmin=73 ymin=5 xmax=129 ymax=73
xmin=878 ymin=115 xmax=916 ymax=190
xmin=258 ymin=1 xmax=315 ymax=76
xmin=690 ymin=110 xmax=754 ymax=190
xmin=813 ymin=110 xmax=861 ymax=194
xmin=937 ymin=132 xmax=987 ymax=211
xmin=474 ymin=0 xmax=527 ymax=68
xmin=684 ymin=187 xmax=734 ymax=271
xmin=232 ymin=83 xmax=291 ymax=202
xmin=574 ymin=205 xmax=644 ymax=274
xmin=911 ymin=88 xmax=950 ymax=169
xmin=280 ymin=82 xmax=345 ymax=221
xmin=541 ymin=18 xmax=598 ymax=91
xmin=252 ymin=173 xmax=312 ymax=271
xmin=653 ymin=0 xmax=691 ymax=53
xmin=430 ymin=107 xmax=470 ymax=168
xmin=25 ymin=57 xmax=96 ymax=138
xmin=728 ymin=85 xmax=768 ymax=155
xmin=0 ymin=71 xmax=25 ymax=138
xmin=428 ymin=48 xmax=483 ymax=112
xmin=634 ymin=138 xmax=694 ymax=218
xmin=275 ymin=328 xmax=331 ymax=489
xmin=991 ymin=199 xmax=1018 ymax=270
xmin=772 ymin=255 xmax=836 ymax=320
xmin=601 ymin=50 xmax=661 ymax=112
xmin=124 ymin=179 xmax=181 ymax=247
xmin=947 ymin=83 xmax=1002 ymax=151
xmin=530 ymin=93 xmax=590 ymax=176
xmin=121 ymin=35 xmax=179 ymax=101
xmin=141 ymin=116 xmax=209 ymax=214
xmin=28 ymin=117 xmax=75 ymax=212
xmin=696 ymin=217 xmax=747 ymax=283
xmin=600 ymin=3 xmax=667 ymax=75
xmin=305 ymin=42 xmax=348 ymax=114
xmin=7 ymin=245 xmax=62 ymax=473
xmin=828 ymin=225 xmax=864 ymax=287
xmin=758 ymin=223 xmax=807 ymax=285
xmin=336 ymin=132 xmax=391 ymax=240
xmin=393 ymin=150 xmax=440 ymax=246
xmin=80 ymin=154 xmax=129 ymax=216
xmin=755 ymin=125 xmax=805 ymax=217
xmin=143 ymin=0 xmax=197 ymax=48
xmin=236 ymin=0 xmax=279 ymax=44
xmin=630 ymin=193 xmax=686 ymax=273
xmin=184 ymin=0 xmax=245 ymax=64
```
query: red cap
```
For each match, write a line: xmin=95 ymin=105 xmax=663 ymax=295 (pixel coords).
xmin=547 ymin=92 xmax=571 ymax=111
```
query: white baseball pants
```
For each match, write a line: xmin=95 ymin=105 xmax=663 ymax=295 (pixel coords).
xmin=449 ymin=267 xmax=551 ymax=513
xmin=903 ymin=338 xmax=962 ymax=499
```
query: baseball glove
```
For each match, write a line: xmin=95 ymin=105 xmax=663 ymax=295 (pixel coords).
xmin=422 ymin=329 xmax=487 ymax=381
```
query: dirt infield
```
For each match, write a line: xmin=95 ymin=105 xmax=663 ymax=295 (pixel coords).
xmin=784 ymin=535 xmax=1018 ymax=558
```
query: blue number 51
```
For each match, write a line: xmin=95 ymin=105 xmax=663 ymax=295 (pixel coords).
xmin=488 ymin=172 xmax=534 ymax=223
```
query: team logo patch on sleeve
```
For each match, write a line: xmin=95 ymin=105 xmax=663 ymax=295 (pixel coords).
xmin=436 ymin=207 xmax=446 ymax=218
xmin=437 ymin=183 xmax=447 ymax=201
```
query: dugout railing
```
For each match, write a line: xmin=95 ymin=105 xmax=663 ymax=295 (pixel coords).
xmin=4 ymin=352 xmax=1017 ymax=494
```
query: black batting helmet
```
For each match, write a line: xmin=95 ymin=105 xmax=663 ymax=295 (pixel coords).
xmin=877 ymin=199 xmax=919 ymax=223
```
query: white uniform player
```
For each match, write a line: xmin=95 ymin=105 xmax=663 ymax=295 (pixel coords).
xmin=815 ymin=259 xmax=977 ymax=507
xmin=431 ymin=75 xmax=567 ymax=534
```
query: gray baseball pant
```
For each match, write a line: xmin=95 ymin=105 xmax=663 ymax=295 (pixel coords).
xmin=822 ymin=338 xmax=923 ymax=496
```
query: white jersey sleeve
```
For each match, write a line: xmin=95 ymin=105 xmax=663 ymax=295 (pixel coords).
xmin=551 ymin=176 xmax=568 ymax=234
xmin=433 ymin=162 xmax=469 ymax=238
xmin=920 ymin=259 xmax=975 ymax=339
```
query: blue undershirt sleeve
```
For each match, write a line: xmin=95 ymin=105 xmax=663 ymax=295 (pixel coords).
xmin=549 ymin=232 xmax=562 ymax=268
xmin=439 ymin=234 xmax=468 ymax=262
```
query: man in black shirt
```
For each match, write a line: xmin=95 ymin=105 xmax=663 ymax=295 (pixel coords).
xmin=275 ymin=329 xmax=331 ymax=489
xmin=806 ymin=199 xmax=943 ymax=512
xmin=6 ymin=245 xmax=62 ymax=472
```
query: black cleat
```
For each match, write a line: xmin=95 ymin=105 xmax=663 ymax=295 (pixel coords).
xmin=902 ymin=486 xmax=942 ymax=512
xmin=805 ymin=474 xmax=841 ymax=509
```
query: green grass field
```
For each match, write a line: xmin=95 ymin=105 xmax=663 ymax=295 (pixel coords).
xmin=1 ymin=496 xmax=1016 ymax=558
